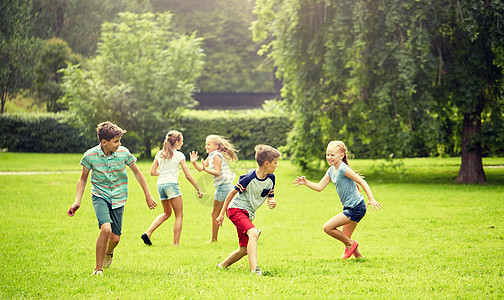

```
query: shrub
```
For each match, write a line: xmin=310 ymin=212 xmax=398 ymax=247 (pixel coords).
xmin=0 ymin=113 xmax=92 ymax=153
xmin=0 ymin=110 xmax=293 ymax=159
xmin=177 ymin=110 xmax=292 ymax=160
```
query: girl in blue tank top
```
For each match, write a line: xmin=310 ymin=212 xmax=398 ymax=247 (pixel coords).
xmin=293 ymin=141 xmax=381 ymax=259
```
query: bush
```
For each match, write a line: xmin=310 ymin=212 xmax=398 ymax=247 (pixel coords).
xmin=177 ymin=110 xmax=292 ymax=160
xmin=0 ymin=110 xmax=293 ymax=159
xmin=0 ymin=113 xmax=93 ymax=153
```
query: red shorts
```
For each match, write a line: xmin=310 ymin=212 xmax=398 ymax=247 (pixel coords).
xmin=227 ymin=208 xmax=255 ymax=247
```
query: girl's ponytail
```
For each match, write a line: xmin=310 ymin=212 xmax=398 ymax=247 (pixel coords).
xmin=161 ymin=130 xmax=182 ymax=159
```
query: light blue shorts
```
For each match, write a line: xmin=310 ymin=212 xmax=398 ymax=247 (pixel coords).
xmin=157 ymin=182 xmax=182 ymax=200
xmin=214 ymin=182 xmax=234 ymax=202
xmin=92 ymin=195 xmax=124 ymax=236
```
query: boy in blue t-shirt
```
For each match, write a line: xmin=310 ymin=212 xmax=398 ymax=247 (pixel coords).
xmin=216 ymin=144 xmax=281 ymax=275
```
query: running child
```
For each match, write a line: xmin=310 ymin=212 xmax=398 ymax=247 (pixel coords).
xmin=293 ymin=140 xmax=381 ymax=259
xmin=67 ymin=121 xmax=158 ymax=276
xmin=216 ymin=144 xmax=281 ymax=275
xmin=141 ymin=130 xmax=203 ymax=246
xmin=190 ymin=135 xmax=238 ymax=243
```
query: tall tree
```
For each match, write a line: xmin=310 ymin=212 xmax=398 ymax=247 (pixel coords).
xmin=151 ymin=0 xmax=275 ymax=92
xmin=34 ymin=38 xmax=80 ymax=112
xmin=60 ymin=12 xmax=204 ymax=158
xmin=0 ymin=0 xmax=43 ymax=113
xmin=252 ymin=0 xmax=504 ymax=183
xmin=32 ymin=0 xmax=152 ymax=56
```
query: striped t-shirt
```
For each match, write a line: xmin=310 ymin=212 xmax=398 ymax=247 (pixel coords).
xmin=208 ymin=150 xmax=235 ymax=186
xmin=80 ymin=144 xmax=137 ymax=209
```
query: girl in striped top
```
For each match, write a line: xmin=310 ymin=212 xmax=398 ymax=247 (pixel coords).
xmin=190 ymin=135 xmax=238 ymax=242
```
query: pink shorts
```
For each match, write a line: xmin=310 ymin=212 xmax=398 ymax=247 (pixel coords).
xmin=227 ymin=208 xmax=255 ymax=247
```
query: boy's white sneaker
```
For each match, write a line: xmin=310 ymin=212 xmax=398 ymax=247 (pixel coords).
xmin=103 ymin=253 xmax=113 ymax=268
xmin=92 ymin=269 xmax=103 ymax=276
xmin=216 ymin=263 xmax=227 ymax=270
xmin=251 ymin=266 xmax=263 ymax=276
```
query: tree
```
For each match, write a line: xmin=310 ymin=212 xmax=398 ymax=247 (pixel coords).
xmin=32 ymin=0 xmax=152 ymax=56
xmin=0 ymin=0 xmax=43 ymax=113
xmin=252 ymin=0 xmax=504 ymax=183
xmin=151 ymin=0 xmax=276 ymax=92
xmin=60 ymin=12 xmax=205 ymax=158
xmin=34 ymin=38 xmax=80 ymax=112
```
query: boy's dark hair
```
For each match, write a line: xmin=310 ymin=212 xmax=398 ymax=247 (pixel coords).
xmin=254 ymin=144 xmax=281 ymax=166
xmin=96 ymin=121 xmax=126 ymax=142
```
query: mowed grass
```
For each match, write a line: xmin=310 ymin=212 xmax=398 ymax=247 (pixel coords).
xmin=0 ymin=153 xmax=503 ymax=299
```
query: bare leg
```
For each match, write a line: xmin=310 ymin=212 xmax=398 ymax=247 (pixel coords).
xmin=145 ymin=199 xmax=173 ymax=239
xmin=106 ymin=233 xmax=120 ymax=254
xmin=210 ymin=200 xmax=225 ymax=242
xmin=95 ymin=222 xmax=112 ymax=271
xmin=170 ymin=196 xmax=183 ymax=246
xmin=220 ymin=246 xmax=248 ymax=268
xmin=246 ymin=228 xmax=261 ymax=271
xmin=323 ymin=213 xmax=354 ymax=247
xmin=342 ymin=222 xmax=363 ymax=258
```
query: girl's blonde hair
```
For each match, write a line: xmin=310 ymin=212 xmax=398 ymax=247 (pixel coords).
xmin=161 ymin=130 xmax=182 ymax=159
xmin=328 ymin=140 xmax=349 ymax=165
xmin=328 ymin=140 xmax=362 ymax=193
xmin=206 ymin=134 xmax=238 ymax=162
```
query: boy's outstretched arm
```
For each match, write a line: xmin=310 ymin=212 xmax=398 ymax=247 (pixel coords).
xmin=129 ymin=163 xmax=157 ymax=210
xmin=68 ymin=168 xmax=89 ymax=217
xmin=217 ymin=189 xmax=238 ymax=226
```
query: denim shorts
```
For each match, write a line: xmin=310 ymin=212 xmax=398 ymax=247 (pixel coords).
xmin=92 ymin=195 xmax=124 ymax=236
xmin=214 ymin=182 xmax=234 ymax=202
xmin=157 ymin=182 xmax=182 ymax=200
xmin=342 ymin=200 xmax=367 ymax=223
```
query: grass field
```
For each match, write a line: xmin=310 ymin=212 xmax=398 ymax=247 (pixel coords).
xmin=0 ymin=153 xmax=503 ymax=299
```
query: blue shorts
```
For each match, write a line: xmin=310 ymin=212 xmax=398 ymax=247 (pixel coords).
xmin=214 ymin=182 xmax=234 ymax=202
xmin=157 ymin=182 xmax=182 ymax=200
xmin=342 ymin=200 xmax=367 ymax=223
xmin=92 ymin=195 xmax=124 ymax=236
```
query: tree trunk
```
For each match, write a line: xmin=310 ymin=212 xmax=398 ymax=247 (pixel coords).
xmin=55 ymin=0 xmax=67 ymax=38
xmin=456 ymin=110 xmax=486 ymax=184
xmin=144 ymin=138 xmax=152 ymax=160
xmin=1 ymin=92 xmax=6 ymax=114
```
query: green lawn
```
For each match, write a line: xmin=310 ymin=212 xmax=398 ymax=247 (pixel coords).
xmin=0 ymin=153 xmax=503 ymax=299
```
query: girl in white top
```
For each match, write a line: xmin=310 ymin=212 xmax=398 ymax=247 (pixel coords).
xmin=141 ymin=131 xmax=202 ymax=246
xmin=190 ymin=135 xmax=238 ymax=242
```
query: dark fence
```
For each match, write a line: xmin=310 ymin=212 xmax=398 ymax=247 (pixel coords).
xmin=194 ymin=92 xmax=281 ymax=110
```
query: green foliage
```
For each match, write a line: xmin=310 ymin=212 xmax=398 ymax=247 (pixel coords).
xmin=0 ymin=109 xmax=292 ymax=158
xmin=252 ymin=0 xmax=504 ymax=175
xmin=0 ymin=0 xmax=44 ymax=113
xmin=60 ymin=12 xmax=205 ymax=158
xmin=34 ymin=38 xmax=80 ymax=112
xmin=0 ymin=113 xmax=93 ymax=153
xmin=177 ymin=109 xmax=292 ymax=160
xmin=32 ymin=0 xmax=153 ymax=56
xmin=151 ymin=0 xmax=275 ymax=92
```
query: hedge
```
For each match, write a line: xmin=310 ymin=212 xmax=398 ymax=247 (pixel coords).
xmin=0 ymin=110 xmax=293 ymax=160
xmin=178 ymin=110 xmax=292 ymax=160
xmin=0 ymin=113 xmax=93 ymax=153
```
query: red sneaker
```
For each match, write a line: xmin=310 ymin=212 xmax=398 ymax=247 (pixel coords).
xmin=341 ymin=240 xmax=359 ymax=259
